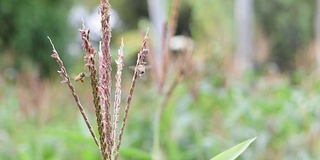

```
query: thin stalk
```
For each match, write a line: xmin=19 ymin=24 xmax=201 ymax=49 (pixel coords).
xmin=48 ymin=37 xmax=100 ymax=149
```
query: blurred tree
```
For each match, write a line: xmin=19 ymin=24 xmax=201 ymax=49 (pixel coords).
xmin=234 ymin=0 xmax=254 ymax=76
xmin=108 ymin=0 xmax=149 ymax=63
xmin=0 ymin=0 xmax=74 ymax=77
xmin=175 ymin=3 xmax=192 ymax=36
xmin=315 ymin=0 xmax=320 ymax=70
xmin=147 ymin=0 xmax=166 ymax=64
xmin=110 ymin=0 xmax=149 ymax=29
xmin=255 ymin=0 xmax=316 ymax=71
xmin=190 ymin=0 xmax=235 ymax=78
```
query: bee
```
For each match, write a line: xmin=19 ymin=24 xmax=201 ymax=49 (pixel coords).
xmin=129 ymin=62 xmax=151 ymax=78
xmin=75 ymin=72 xmax=86 ymax=82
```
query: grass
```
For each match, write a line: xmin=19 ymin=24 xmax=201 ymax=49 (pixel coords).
xmin=1 ymin=70 xmax=320 ymax=159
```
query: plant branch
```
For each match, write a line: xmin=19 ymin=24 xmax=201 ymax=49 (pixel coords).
xmin=112 ymin=39 xmax=124 ymax=158
xmin=115 ymin=30 xmax=149 ymax=159
xmin=79 ymin=23 xmax=106 ymax=156
xmin=99 ymin=0 xmax=113 ymax=158
xmin=47 ymin=36 xmax=100 ymax=149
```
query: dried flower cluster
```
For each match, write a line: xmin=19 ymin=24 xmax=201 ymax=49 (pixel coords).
xmin=48 ymin=0 xmax=149 ymax=159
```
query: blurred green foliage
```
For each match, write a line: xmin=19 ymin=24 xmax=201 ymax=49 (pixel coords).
xmin=191 ymin=0 xmax=234 ymax=40
xmin=2 ymin=72 xmax=320 ymax=159
xmin=2 ymin=0 xmax=320 ymax=159
xmin=110 ymin=0 xmax=149 ymax=29
xmin=0 ymin=0 xmax=74 ymax=76
xmin=255 ymin=0 xmax=316 ymax=71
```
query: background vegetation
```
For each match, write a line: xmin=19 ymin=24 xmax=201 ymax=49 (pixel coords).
xmin=1 ymin=0 xmax=320 ymax=159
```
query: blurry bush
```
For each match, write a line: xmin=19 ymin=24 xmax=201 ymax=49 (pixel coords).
xmin=255 ymin=0 xmax=316 ymax=71
xmin=110 ymin=0 xmax=149 ymax=29
xmin=0 ymin=0 xmax=74 ymax=77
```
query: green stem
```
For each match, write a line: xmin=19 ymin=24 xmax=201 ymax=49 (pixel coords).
xmin=152 ymin=97 xmax=163 ymax=160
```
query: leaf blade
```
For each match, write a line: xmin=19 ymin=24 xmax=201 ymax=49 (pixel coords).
xmin=210 ymin=137 xmax=256 ymax=160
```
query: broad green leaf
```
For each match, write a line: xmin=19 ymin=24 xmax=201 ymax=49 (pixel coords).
xmin=210 ymin=137 xmax=256 ymax=160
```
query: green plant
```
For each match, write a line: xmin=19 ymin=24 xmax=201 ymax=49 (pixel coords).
xmin=210 ymin=137 xmax=256 ymax=160
xmin=48 ymin=0 xmax=256 ymax=159
xmin=48 ymin=0 xmax=149 ymax=159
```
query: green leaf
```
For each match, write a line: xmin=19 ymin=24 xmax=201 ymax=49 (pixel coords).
xmin=210 ymin=137 xmax=256 ymax=160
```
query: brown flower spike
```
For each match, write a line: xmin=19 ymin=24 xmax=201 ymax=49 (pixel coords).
xmin=49 ymin=0 xmax=149 ymax=159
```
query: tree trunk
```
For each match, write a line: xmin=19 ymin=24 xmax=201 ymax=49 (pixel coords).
xmin=147 ymin=0 xmax=166 ymax=62
xmin=234 ymin=0 xmax=254 ymax=76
